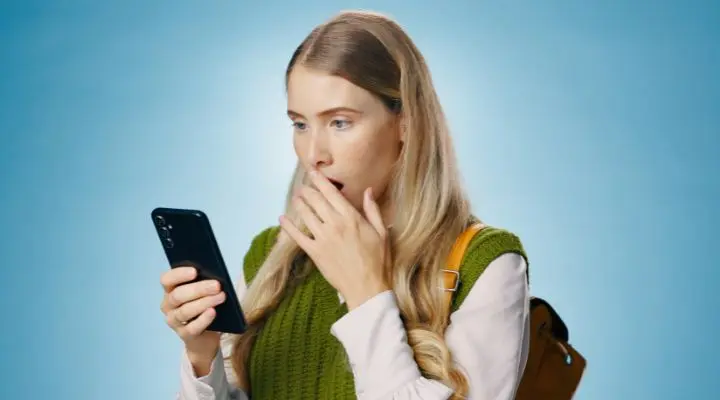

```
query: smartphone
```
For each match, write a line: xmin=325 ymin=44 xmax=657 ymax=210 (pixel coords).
xmin=151 ymin=207 xmax=247 ymax=334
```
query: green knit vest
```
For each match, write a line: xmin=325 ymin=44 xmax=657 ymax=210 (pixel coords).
xmin=242 ymin=224 xmax=528 ymax=399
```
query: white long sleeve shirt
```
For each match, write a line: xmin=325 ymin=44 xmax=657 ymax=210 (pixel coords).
xmin=177 ymin=252 xmax=530 ymax=400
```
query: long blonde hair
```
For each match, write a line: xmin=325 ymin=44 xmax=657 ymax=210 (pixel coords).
xmin=230 ymin=10 xmax=475 ymax=398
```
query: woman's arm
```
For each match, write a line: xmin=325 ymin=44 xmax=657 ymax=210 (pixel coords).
xmin=176 ymin=274 xmax=250 ymax=400
xmin=178 ymin=344 xmax=248 ymax=400
xmin=330 ymin=252 xmax=530 ymax=400
xmin=176 ymin=225 xmax=280 ymax=400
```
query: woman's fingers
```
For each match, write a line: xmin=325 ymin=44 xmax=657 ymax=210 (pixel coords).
xmin=362 ymin=187 xmax=386 ymax=236
xmin=160 ymin=267 xmax=199 ymax=314
xmin=307 ymin=169 xmax=353 ymax=213
xmin=181 ymin=307 xmax=218 ymax=337
xmin=279 ymin=215 xmax=315 ymax=255
xmin=298 ymin=185 xmax=336 ymax=223
xmin=168 ymin=291 xmax=226 ymax=330
xmin=165 ymin=279 xmax=221 ymax=311
xmin=160 ymin=266 xmax=197 ymax=293
xmin=292 ymin=195 xmax=324 ymax=238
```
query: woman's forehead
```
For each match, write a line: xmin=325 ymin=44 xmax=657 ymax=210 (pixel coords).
xmin=287 ymin=66 xmax=380 ymax=116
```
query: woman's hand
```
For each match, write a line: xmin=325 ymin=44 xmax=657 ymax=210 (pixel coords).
xmin=279 ymin=168 xmax=391 ymax=310
xmin=159 ymin=267 xmax=226 ymax=376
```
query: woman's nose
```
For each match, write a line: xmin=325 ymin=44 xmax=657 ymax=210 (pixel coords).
xmin=307 ymin=132 xmax=333 ymax=168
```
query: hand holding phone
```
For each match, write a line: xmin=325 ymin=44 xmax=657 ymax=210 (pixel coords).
xmin=153 ymin=207 xmax=248 ymax=338
xmin=160 ymin=265 xmax=225 ymax=371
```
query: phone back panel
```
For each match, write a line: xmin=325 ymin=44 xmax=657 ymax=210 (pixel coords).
xmin=151 ymin=207 xmax=247 ymax=334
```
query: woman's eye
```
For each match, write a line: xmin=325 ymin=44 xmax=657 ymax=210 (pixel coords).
xmin=292 ymin=121 xmax=307 ymax=131
xmin=332 ymin=119 xmax=351 ymax=129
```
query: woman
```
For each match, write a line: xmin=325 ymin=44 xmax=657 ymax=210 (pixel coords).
xmin=160 ymin=10 xmax=530 ymax=400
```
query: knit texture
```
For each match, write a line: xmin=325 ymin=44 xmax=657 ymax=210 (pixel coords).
xmin=450 ymin=226 xmax=528 ymax=312
xmin=242 ymin=224 xmax=528 ymax=399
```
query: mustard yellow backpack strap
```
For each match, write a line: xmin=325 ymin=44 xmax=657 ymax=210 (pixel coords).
xmin=443 ymin=223 xmax=587 ymax=399
xmin=442 ymin=222 xmax=485 ymax=310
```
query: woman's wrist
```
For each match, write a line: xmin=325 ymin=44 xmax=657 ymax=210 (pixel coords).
xmin=186 ymin=347 xmax=218 ymax=377
xmin=344 ymin=281 xmax=391 ymax=311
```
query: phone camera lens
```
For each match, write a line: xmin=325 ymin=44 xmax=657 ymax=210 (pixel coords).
xmin=159 ymin=226 xmax=170 ymax=238
xmin=155 ymin=215 xmax=166 ymax=226
xmin=163 ymin=237 xmax=174 ymax=248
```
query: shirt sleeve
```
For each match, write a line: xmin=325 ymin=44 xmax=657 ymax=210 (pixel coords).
xmin=330 ymin=252 xmax=530 ymax=400
xmin=176 ymin=271 xmax=250 ymax=400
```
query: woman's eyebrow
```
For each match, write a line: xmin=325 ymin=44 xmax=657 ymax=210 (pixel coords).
xmin=287 ymin=106 xmax=364 ymax=119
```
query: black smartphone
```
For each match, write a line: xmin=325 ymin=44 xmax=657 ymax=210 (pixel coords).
xmin=151 ymin=207 xmax=247 ymax=334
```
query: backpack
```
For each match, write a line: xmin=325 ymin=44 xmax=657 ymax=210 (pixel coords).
xmin=443 ymin=222 xmax=586 ymax=399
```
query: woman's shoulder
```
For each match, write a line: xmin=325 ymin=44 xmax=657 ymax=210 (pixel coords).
xmin=450 ymin=222 xmax=529 ymax=309
xmin=242 ymin=225 xmax=281 ymax=283
xmin=464 ymin=224 xmax=527 ymax=259
xmin=247 ymin=225 xmax=281 ymax=251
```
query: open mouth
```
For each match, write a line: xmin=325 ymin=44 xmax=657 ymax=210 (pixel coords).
xmin=328 ymin=179 xmax=344 ymax=191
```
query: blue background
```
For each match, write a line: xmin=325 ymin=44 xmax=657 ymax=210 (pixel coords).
xmin=1 ymin=1 xmax=718 ymax=399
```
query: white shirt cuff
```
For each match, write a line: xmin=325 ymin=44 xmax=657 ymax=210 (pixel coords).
xmin=179 ymin=349 xmax=231 ymax=400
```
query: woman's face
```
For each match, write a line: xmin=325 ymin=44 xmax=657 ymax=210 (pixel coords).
xmin=287 ymin=65 xmax=403 ymax=211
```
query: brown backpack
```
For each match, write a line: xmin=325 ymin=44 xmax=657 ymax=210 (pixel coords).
xmin=443 ymin=223 xmax=586 ymax=399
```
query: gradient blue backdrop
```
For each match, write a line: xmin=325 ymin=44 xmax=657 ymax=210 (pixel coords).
xmin=1 ymin=1 xmax=718 ymax=399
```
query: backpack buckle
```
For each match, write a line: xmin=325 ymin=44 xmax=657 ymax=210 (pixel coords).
xmin=441 ymin=269 xmax=460 ymax=292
